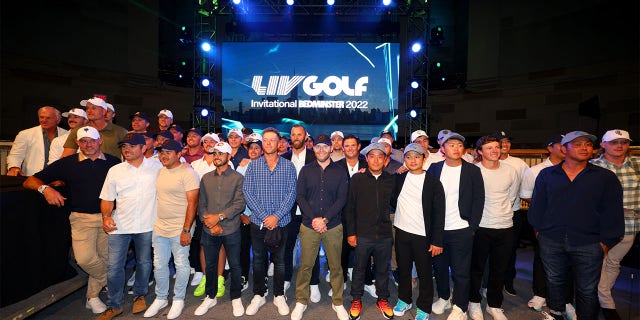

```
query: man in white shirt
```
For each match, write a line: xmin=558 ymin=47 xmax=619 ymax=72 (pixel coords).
xmin=48 ymin=108 xmax=88 ymax=164
xmin=98 ymin=133 xmax=163 ymax=320
xmin=468 ymin=135 xmax=519 ymax=320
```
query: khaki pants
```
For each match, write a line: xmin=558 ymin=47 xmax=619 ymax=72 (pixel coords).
xmin=296 ymin=224 xmax=344 ymax=306
xmin=598 ymin=233 xmax=636 ymax=308
xmin=69 ymin=212 xmax=108 ymax=298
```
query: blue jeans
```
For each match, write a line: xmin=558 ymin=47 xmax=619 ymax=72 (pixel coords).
xmin=152 ymin=232 xmax=191 ymax=301
xmin=200 ymin=230 xmax=242 ymax=299
xmin=433 ymin=227 xmax=474 ymax=311
xmin=107 ymin=232 xmax=152 ymax=309
xmin=250 ymin=223 xmax=289 ymax=297
xmin=538 ymin=234 xmax=603 ymax=320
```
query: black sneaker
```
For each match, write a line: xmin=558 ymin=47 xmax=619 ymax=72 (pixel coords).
xmin=504 ymin=283 xmax=517 ymax=296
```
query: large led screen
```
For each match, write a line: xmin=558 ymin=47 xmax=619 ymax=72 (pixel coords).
xmin=221 ymin=42 xmax=400 ymax=139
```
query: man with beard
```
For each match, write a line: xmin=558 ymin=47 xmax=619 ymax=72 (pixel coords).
xmin=181 ymin=128 xmax=205 ymax=163
xmin=48 ymin=108 xmax=88 ymax=164
xmin=154 ymin=109 xmax=173 ymax=134
xmin=330 ymin=131 xmax=346 ymax=162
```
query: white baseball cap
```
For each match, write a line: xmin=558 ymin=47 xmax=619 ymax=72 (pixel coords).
xmin=76 ymin=126 xmax=100 ymax=140
xmin=378 ymin=137 xmax=392 ymax=146
xmin=331 ymin=131 xmax=344 ymax=139
xmin=62 ymin=108 xmax=88 ymax=120
xmin=202 ymin=132 xmax=221 ymax=143
xmin=602 ymin=129 xmax=632 ymax=142
xmin=213 ymin=141 xmax=232 ymax=154
xmin=80 ymin=97 xmax=108 ymax=110
xmin=158 ymin=109 xmax=173 ymax=119
xmin=228 ymin=128 xmax=243 ymax=138
xmin=105 ymin=103 xmax=115 ymax=113
xmin=410 ymin=130 xmax=428 ymax=143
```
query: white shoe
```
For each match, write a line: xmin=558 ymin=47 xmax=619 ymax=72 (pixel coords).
xmin=485 ymin=306 xmax=507 ymax=320
xmin=194 ymin=296 xmax=217 ymax=316
xmin=364 ymin=284 xmax=377 ymax=298
xmin=326 ymin=271 xmax=331 ymax=282
xmin=284 ymin=281 xmax=291 ymax=293
xmin=143 ymin=298 xmax=168 ymax=318
xmin=127 ymin=271 xmax=136 ymax=287
xmin=565 ymin=303 xmax=576 ymax=320
xmin=328 ymin=283 xmax=347 ymax=297
xmin=468 ymin=302 xmax=484 ymax=320
xmin=191 ymin=272 xmax=204 ymax=286
xmin=527 ymin=296 xmax=546 ymax=311
xmin=85 ymin=297 xmax=107 ymax=314
xmin=290 ymin=302 xmax=307 ymax=320
xmin=310 ymin=284 xmax=321 ymax=303
xmin=167 ymin=300 xmax=184 ymax=320
xmin=232 ymin=298 xmax=245 ymax=317
xmin=245 ymin=294 xmax=266 ymax=315
xmin=273 ymin=295 xmax=290 ymax=315
xmin=267 ymin=262 xmax=274 ymax=277
xmin=432 ymin=297 xmax=452 ymax=314
xmin=332 ymin=304 xmax=350 ymax=320
xmin=447 ymin=305 xmax=468 ymax=320
xmin=190 ymin=267 xmax=195 ymax=275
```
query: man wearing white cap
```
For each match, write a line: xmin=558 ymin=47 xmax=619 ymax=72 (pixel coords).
xmin=430 ymin=129 xmax=475 ymax=164
xmin=228 ymin=128 xmax=250 ymax=168
xmin=591 ymin=129 xmax=639 ymax=320
xmin=48 ymin=108 xmax=88 ymax=164
xmin=156 ymin=109 xmax=174 ymax=133
xmin=378 ymin=137 xmax=403 ymax=174
xmin=105 ymin=103 xmax=116 ymax=124
xmin=7 ymin=106 xmax=67 ymax=176
xmin=23 ymin=126 xmax=120 ymax=314
xmin=410 ymin=129 xmax=438 ymax=171
xmin=529 ymin=131 xmax=624 ymax=320
xmin=330 ymin=130 xmax=346 ymax=162
xmin=61 ymin=97 xmax=127 ymax=159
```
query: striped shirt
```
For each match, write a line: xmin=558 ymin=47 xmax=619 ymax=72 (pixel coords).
xmin=590 ymin=155 xmax=640 ymax=235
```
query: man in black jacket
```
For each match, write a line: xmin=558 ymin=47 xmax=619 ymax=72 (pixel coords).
xmin=345 ymin=142 xmax=396 ymax=320
xmin=427 ymin=131 xmax=485 ymax=320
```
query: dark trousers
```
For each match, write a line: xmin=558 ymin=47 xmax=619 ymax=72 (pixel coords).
xmin=201 ymin=230 xmax=242 ymax=299
xmin=469 ymin=227 xmax=514 ymax=308
xmin=506 ymin=210 xmax=526 ymax=285
xmin=538 ymin=235 xmax=602 ymax=320
xmin=188 ymin=219 xmax=203 ymax=272
xmin=532 ymin=238 xmax=575 ymax=303
xmin=395 ymin=228 xmax=434 ymax=312
xmin=351 ymin=236 xmax=392 ymax=300
xmin=341 ymin=230 xmax=374 ymax=284
xmin=251 ymin=223 xmax=289 ymax=296
xmin=433 ymin=227 xmax=474 ymax=312
xmin=240 ymin=223 xmax=251 ymax=279
xmin=285 ymin=214 xmax=319 ymax=285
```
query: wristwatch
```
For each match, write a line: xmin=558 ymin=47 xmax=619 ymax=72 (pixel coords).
xmin=182 ymin=228 xmax=190 ymax=234
xmin=219 ymin=214 xmax=225 ymax=221
xmin=37 ymin=184 xmax=49 ymax=194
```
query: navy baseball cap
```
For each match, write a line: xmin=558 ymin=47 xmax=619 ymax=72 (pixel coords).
xmin=118 ymin=132 xmax=145 ymax=146
xmin=155 ymin=139 xmax=183 ymax=152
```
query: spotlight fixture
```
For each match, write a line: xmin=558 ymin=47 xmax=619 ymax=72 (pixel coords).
xmin=200 ymin=41 xmax=212 ymax=52
xmin=287 ymin=0 xmax=294 ymax=5
xmin=409 ymin=109 xmax=418 ymax=119
xmin=382 ymin=0 xmax=391 ymax=6
xmin=201 ymin=78 xmax=210 ymax=87
xmin=411 ymin=81 xmax=419 ymax=89
xmin=200 ymin=108 xmax=209 ymax=117
xmin=327 ymin=0 xmax=335 ymax=5
xmin=232 ymin=0 xmax=241 ymax=4
xmin=411 ymin=42 xmax=422 ymax=53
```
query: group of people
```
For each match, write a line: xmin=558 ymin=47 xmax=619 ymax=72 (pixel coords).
xmin=6 ymin=98 xmax=637 ymax=320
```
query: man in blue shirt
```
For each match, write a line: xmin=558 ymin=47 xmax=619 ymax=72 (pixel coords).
xmin=528 ymin=131 xmax=624 ymax=320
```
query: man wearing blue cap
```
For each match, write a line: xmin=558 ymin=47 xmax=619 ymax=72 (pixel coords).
xmin=528 ymin=131 xmax=624 ymax=320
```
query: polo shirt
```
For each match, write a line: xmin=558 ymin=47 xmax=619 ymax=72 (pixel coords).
xmin=64 ymin=122 xmax=128 ymax=158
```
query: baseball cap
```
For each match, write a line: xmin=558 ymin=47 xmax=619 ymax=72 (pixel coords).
xmin=602 ymin=129 xmax=632 ymax=142
xmin=441 ymin=131 xmax=466 ymax=143
xmin=202 ymin=132 xmax=221 ymax=143
xmin=403 ymin=143 xmax=425 ymax=155
xmin=105 ymin=103 xmax=115 ymax=113
xmin=561 ymin=131 xmax=597 ymax=145
xmin=228 ymin=128 xmax=243 ymax=138
xmin=246 ymin=133 xmax=263 ymax=148
xmin=213 ymin=142 xmax=232 ymax=154
xmin=157 ymin=130 xmax=174 ymax=140
xmin=437 ymin=129 xmax=452 ymax=142
xmin=155 ymin=139 xmax=183 ymax=152
xmin=241 ymin=127 xmax=254 ymax=136
xmin=491 ymin=130 xmax=512 ymax=141
xmin=76 ymin=126 xmax=100 ymax=140
xmin=129 ymin=111 xmax=150 ymax=122
xmin=360 ymin=142 xmax=387 ymax=156
xmin=142 ymin=131 xmax=156 ymax=140
xmin=169 ymin=124 xmax=183 ymax=133
xmin=331 ymin=131 xmax=344 ymax=139
xmin=186 ymin=127 xmax=203 ymax=136
xmin=80 ymin=97 xmax=108 ymax=110
xmin=118 ymin=132 xmax=145 ymax=146
xmin=380 ymin=130 xmax=393 ymax=138
xmin=410 ymin=130 xmax=428 ymax=143
xmin=370 ymin=137 xmax=380 ymax=144
xmin=158 ymin=109 xmax=173 ymax=119
xmin=314 ymin=134 xmax=332 ymax=146
xmin=545 ymin=134 xmax=564 ymax=146
xmin=378 ymin=137 xmax=392 ymax=146
xmin=62 ymin=108 xmax=88 ymax=120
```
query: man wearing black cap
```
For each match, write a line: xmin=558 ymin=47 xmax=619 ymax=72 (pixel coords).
xmin=170 ymin=124 xmax=184 ymax=146
xmin=181 ymin=128 xmax=204 ymax=163
xmin=528 ymin=131 xmax=624 ymax=320
xmin=130 ymin=112 xmax=151 ymax=133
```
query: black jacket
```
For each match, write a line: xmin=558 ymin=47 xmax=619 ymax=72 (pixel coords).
xmin=391 ymin=171 xmax=446 ymax=247
xmin=427 ymin=161 xmax=485 ymax=231
xmin=282 ymin=148 xmax=316 ymax=219
xmin=344 ymin=170 xmax=396 ymax=239
xmin=335 ymin=155 xmax=368 ymax=175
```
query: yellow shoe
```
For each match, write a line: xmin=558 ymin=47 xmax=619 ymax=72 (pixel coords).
xmin=216 ymin=275 xmax=225 ymax=298
xmin=194 ymin=275 xmax=206 ymax=297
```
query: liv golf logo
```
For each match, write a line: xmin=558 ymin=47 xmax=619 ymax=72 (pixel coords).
xmin=251 ymin=75 xmax=368 ymax=97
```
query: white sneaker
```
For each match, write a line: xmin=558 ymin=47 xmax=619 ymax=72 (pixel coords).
xmin=364 ymin=284 xmax=377 ymax=298
xmin=273 ymin=295 xmax=290 ymax=315
xmin=267 ymin=262 xmax=274 ymax=277
xmin=290 ymin=302 xmax=307 ymax=320
xmin=245 ymin=294 xmax=266 ymax=315
xmin=447 ymin=305 xmax=468 ymax=320
xmin=468 ymin=302 xmax=484 ymax=320
xmin=432 ymin=297 xmax=452 ymax=314
xmin=232 ymin=298 xmax=245 ymax=317
xmin=486 ymin=306 xmax=507 ymax=320
xmin=328 ymin=283 xmax=347 ymax=297
xmin=310 ymin=284 xmax=321 ymax=303
xmin=191 ymin=272 xmax=204 ymax=286
xmin=284 ymin=281 xmax=291 ymax=293
xmin=326 ymin=270 xmax=331 ymax=282
xmin=527 ymin=296 xmax=546 ymax=311
xmin=127 ymin=271 xmax=136 ymax=287
xmin=332 ymin=304 xmax=350 ymax=320
xmin=565 ymin=303 xmax=576 ymax=320
xmin=143 ymin=298 xmax=168 ymax=318
xmin=85 ymin=297 xmax=107 ymax=314
xmin=194 ymin=296 xmax=217 ymax=316
xmin=167 ymin=300 xmax=184 ymax=320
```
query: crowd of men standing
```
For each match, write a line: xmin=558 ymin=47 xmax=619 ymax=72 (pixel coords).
xmin=6 ymin=99 xmax=637 ymax=320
